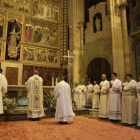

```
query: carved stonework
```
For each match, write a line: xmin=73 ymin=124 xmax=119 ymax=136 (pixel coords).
xmin=114 ymin=5 xmax=121 ymax=17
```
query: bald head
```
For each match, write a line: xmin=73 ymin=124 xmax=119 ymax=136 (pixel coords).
xmin=101 ymin=74 xmax=106 ymax=81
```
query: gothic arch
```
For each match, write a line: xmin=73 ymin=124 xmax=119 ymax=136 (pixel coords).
xmin=87 ymin=57 xmax=111 ymax=84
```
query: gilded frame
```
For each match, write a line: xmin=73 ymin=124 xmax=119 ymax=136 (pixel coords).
xmin=35 ymin=47 xmax=47 ymax=65
xmin=0 ymin=41 xmax=4 ymax=60
xmin=47 ymin=49 xmax=60 ymax=67
xmin=21 ymin=45 xmax=35 ymax=64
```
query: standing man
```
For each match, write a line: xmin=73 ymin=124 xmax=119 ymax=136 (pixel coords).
xmin=122 ymin=74 xmax=137 ymax=124
xmin=86 ymin=81 xmax=93 ymax=107
xmin=76 ymin=81 xmax=87 ymax=109
xmin=136 ymin=76 xmax=140 ymax=126
xmin=92 ymin=80 xmax=100 ymax=109
xmin=99 ymin=74 xmax=109 ymax=118
xmin=25 ymin=70 xmax=45 ymax=120
xmin=53 ymin=77 xmax=75 ymax=124
xmin=72 ymin=83 xmax=79 ymax=107
xmin=109 ymin=73 xmax=122 ymax=120
xmin=0 ymin=69 xmax=8 ymax=114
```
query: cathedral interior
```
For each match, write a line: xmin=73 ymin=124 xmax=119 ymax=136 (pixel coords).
xmin=0 ymin=0 xmax=139 ymax=110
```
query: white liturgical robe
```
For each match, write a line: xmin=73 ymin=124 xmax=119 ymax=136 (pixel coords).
xmin=72 ymin=87 xmax=79 ymax=108
xmin=86 ymin=84 xmax=93 ymax=107
xmin=109 ymin=79 xmax=122 ymax=120
xmin=99 ymin=80 xmax=109 ymax=118
xmin=136 ymin=82 xmax=140 ymax=126
xmin=0 ymin=73 xmax=8 ymax=114
xmin=75 ymin=85 xmax=87 ymax=108
xmin=92 ymin=84 xmax=100 ymax=109
xmin=54 ymin=80 xmax=75 ymax=122
xmin=25 ymin=75 xmax=45 ymax=118
xmin=122 ymin=79 xmax=137 ymax=124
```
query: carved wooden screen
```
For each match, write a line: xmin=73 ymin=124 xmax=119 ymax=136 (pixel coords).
xmin=135 ymin=41 xmax=140 ymax=81
xmin=87 ymin=58 xmax=111 ymax=84
xmin=6 ymin=67 xmax=18 ymax=85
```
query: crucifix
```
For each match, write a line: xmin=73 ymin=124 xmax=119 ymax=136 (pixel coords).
xmin=63 ymin=50 xmax=74 ymax=84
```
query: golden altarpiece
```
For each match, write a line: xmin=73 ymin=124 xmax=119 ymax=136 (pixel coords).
xmin=0 ymin=0 xmax=68 ymax=108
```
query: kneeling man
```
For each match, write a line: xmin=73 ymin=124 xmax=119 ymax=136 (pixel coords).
xmin=54 ymin=77 xmax=75 ymax=124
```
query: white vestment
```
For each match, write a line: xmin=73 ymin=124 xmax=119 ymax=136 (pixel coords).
xmin=86 ymin=84 xmax=93 ymax=107
xmin=72 ymin=87 xmax=79 ymax=108
xmin=25 ymin=75 xmax=45 ymax=118
xmin=75 ymin=85 xmax=87 ymax=108
xmin=99 ymin=80 xmax=109 ymax=118
xmin=122 ymin=79 xmax=137 ymax=124
xmin=136 ymin=82 xmax=140 ymax=126
xmin=54 ymin=81 xmax=75 ymax=122
xmin=92 ymin=84 xmax=100 ymax=109
xmin=0 ymin=73 xmax=8 ymax=114
xmin=109 ymin=79 xmax=122 ymax=120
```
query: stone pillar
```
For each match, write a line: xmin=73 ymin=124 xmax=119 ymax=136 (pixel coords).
xmin=68 ymin=0 xmax=84 ymax=86
xmin=119 ymin=2 xmax=131 ymax=74
xmin=109 ymin=0 xmax=125 ymax=80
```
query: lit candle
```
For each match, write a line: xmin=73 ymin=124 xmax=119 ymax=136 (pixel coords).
xmin=52 ymin=77 xmax=54 ymax=86
xmin=55 ymin=78 xmax=58 ymax=84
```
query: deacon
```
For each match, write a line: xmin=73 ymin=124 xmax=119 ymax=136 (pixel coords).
xmin=86 ymin=81 xmax=93 ymax=107
xmin=99 ymin=74 xmax=109 ymax=118
xmin=54 ymin=77 xmax=75 ymax=124
xmin=76 ymin=81 xmax=87 ymax=109
xmin=136 ymin=76 xmax=140 ymax=126
xmin=109 ymin=73 xmax=122 ymax=120
xmin=122 ymin=74 xmax=137 ymax=124
xmin=72 ymin=83 xmax=79 ymax=107
xmin=25 ymin=70 xmax=45 ymax=120
xmin=0 ymin=69 xmax=8 ymax=114
xmin=92 ymin=80 xmax=100 ymax=109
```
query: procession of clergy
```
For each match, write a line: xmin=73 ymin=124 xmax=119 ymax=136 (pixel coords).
xmin=73 ymin=73 xmax=140 ymax=125
xmin=1 ymin=68 xmax=140 ymax=125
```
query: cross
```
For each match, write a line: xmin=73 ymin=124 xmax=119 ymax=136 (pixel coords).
xmin=63 ymin=50 xmax=74 ymax=84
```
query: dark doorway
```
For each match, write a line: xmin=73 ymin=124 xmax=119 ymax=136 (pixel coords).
xmin=87 ymin=57 xmax=111 ymax=84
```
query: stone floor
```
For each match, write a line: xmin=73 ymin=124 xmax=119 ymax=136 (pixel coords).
xmin=84 ymin=108 xmax=140 ymax=130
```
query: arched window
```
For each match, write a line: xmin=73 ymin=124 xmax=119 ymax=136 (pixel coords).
xmin=93 ymin=13 xmax=102 ymax=33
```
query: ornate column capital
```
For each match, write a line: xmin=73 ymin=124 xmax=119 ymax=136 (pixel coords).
xmin=119 ymin=2 xmax=128 ymax=10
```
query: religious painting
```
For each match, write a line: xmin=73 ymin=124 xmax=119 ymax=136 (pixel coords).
xmin=25 ymin=24 xmax=57 ymax=47
xmin=23 ymin=46 xmax=34 ymax=62
xmin=5 ymin=20 xmax=22 ymax=61
xmin=36 ymin=48 xmax=47 ymax=63
xmin=33 ymin=1 xmax=59 ymax=22
xmin=18 ymin=6 xmax=29 ymax=13
xmin=47 ymin=50 xmax=58 ymax=64
xmin=0 ymin=17 xmax=4 ymax=38
xmin=3 ymin=2 xmax=14 ymax=9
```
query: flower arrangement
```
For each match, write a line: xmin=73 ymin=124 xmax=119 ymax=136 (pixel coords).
xmin=2 ymin=94 xmax=17 ymax=114
xmin=43 ymin=90 xmax=56 ymax=112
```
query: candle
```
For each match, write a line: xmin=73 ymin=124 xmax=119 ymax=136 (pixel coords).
xmin=55 ymin=78 xmax=58 ymax=84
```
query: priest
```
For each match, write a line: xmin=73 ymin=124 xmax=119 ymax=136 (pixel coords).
xmin=86 ymin=81 xmax=93 ymax=107
xmin=0 ymin=69 xmax=8 ymax=114
xmin=54 ymin=77 xmax=75 ymax=124
xmin=75 ymin=81 xmax=87 ymax=109
xmin=136 ymin=76 xmax=140 ymax=126
xmin=92 ymin=80 xmax=100 ymax=109
xmin=99 ymin=74 xmax=109 ymax=118
xmin=109 ymin=73 xmax=122 ymax=120
xmin=25 ymin=70 xmax=45 ymax=120
xmin=122 ymin=74 xmax=137 ymax=124
xmin=72 ymin=83 xmax=79 ymax=107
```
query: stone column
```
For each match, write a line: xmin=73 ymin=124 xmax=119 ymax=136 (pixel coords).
xmin=119 ymin=2 xmax=131 ymax=74
xmin=109 ymin=0 xmax=125 ymax=80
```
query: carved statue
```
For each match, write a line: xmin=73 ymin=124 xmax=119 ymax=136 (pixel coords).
xmin=8 ymin=27 xmax=20 ymax=58
xmin=95 ymin=16 xmax=101 ymax=32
